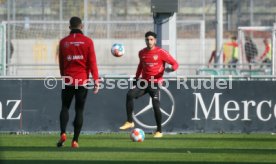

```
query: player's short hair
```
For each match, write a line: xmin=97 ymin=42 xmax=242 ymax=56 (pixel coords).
xmin=231 ymin=36 xmax=237 ymax=40
xmin=145 ymin=31 xmax=157 ymax=38
xmin=70 ymin=17 xmax=82 ymax=29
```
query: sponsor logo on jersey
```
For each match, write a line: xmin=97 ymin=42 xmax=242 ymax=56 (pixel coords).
xmin=64 ymin=42 xmax=70 ymax=48
xmin=67 ymin=55 xmax=72 ymax=61
xmin=67 ymin=55 xmax=84 ymax=61
xmin=72 ymin=55 xmax=84 ymax=60
xmin=70 ymin=42 xmax=84 ymax=46
xmin=153 ymin=55 xmax=158 ymax=60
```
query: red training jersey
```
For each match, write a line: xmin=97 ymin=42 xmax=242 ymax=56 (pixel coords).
xmin=260 ymin=44 xmax=271 ymax=60
xmin=226 ymin=41 xmax=238 ymax=48
xmin=135 ymin=46 xmax=179 ymax=83
xmin=59 ymin=30 xmax=99 ymax=85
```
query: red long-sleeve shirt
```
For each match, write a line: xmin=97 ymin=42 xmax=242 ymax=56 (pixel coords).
xmin=225 ymin=41 xmax=238 ymax=48
xmin=135 ymin=46 xmax=179 ymax=83
xmin=59 ymin=30 xmax=99 ymax=85
xmin=260 ymin=44 xmax=271 ymax=60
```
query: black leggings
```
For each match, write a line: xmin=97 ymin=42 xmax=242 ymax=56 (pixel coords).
xmin=59 ymin=85 xmax=88 ymax=142
xmin=126 ymin=83 xmax=162 ymax=132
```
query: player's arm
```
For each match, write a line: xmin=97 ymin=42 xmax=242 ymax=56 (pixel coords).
xmin=260 ymin=45 xmax=270 ymax=60
xmin=88 ymin=39 xmax=100 ymax=93
xmin=135 ymin=52 xmax=142 ymax=79
xmin=133 ymin=52 xmax=143 ymax=85
xmin=160 ymin=49 xmax=179 ymax=72
xmin=58 ymin=41 xmax=64 ymax=76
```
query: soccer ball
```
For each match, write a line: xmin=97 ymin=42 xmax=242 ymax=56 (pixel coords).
xmin=130 ymin=128 xmax=145 ymax=142
xmin=111 ymin=43 xmax=125 ymax=57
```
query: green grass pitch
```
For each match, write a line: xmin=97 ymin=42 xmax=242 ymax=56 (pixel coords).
xmin=0 ymin=133 xmax=276 ymax=163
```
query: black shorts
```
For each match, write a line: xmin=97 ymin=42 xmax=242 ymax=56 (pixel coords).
xmin=128 ymin=81 xmax=160 ymax=100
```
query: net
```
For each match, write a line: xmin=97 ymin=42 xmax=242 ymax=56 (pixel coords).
xmin=2 ymin=20 xmax=205 ymax=77
xmin=238 ymin=26 xmax=275 ymax=75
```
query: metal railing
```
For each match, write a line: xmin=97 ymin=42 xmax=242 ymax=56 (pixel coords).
xmin=3 ymin=63 xmax=274 ymax=80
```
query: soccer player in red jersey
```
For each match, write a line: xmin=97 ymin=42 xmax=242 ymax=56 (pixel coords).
xmin=119 ymin=31 xmax=179 ymax=138
xmin=260 ymin=38 xmax=271 ymax=63
xmin=57 ymin=17 xmax=99 ymax=148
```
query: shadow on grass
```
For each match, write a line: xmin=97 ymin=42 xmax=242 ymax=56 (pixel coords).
xmin=155 ymin=137 xmax=276 ymax=142
xmin=0 ymin=160 xmax=275 ymax=164
xmin=1 ymin=146 xmax=276 ymax=154
xmin=86 ymin=135 xmax=276 ymax=142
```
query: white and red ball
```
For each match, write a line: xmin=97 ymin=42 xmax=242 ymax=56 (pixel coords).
xmin=130 ymin=128 xmax=145 ymax=142
xmin=111 ymin=43 xmax=125 ymax=57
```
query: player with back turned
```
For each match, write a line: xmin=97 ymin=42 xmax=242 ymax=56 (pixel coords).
xmin=57 ymin=16 xmax=99 ymax=148
xmin=119 ymin=31 xmax=179 ymax=138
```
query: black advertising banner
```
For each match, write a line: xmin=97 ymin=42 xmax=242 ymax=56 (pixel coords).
xmin=0 ymin=78 xmax=276 ymax=133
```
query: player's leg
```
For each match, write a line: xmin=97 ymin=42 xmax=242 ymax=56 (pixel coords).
xmin=120 ymin=86 xmax=145 ymax=130
xmin=126 ymin=87 xmax=146 ymax=122
xmin=72 ymin=86 xmax=88 ymax=147
xmin=148 ymin=83 xmax=163 ymax=138
xmin=60 ymin=85 xmax=75 ymax=134
xmin=57 ymin=85 xmax=75 ymax=147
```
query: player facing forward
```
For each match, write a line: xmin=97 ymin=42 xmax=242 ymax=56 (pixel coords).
xmin=57 ymin=17 xmax=99 ymax=148
xmin=119 ymin=31 xmax=179 ymax=138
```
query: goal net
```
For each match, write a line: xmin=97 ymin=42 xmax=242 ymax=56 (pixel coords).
xmin=1 ymin=20 xmax=205 ymax=77
xmin=238 ymin=26 xmax=276 ymax=75
xmin=2 ymin=21 xmax=153 ymax=77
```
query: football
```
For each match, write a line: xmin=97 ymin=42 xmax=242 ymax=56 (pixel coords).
xmin=130 ymin=128 xmax=145 ymax=142
xmin=111 ymin=43 xmax=125 ymax=57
